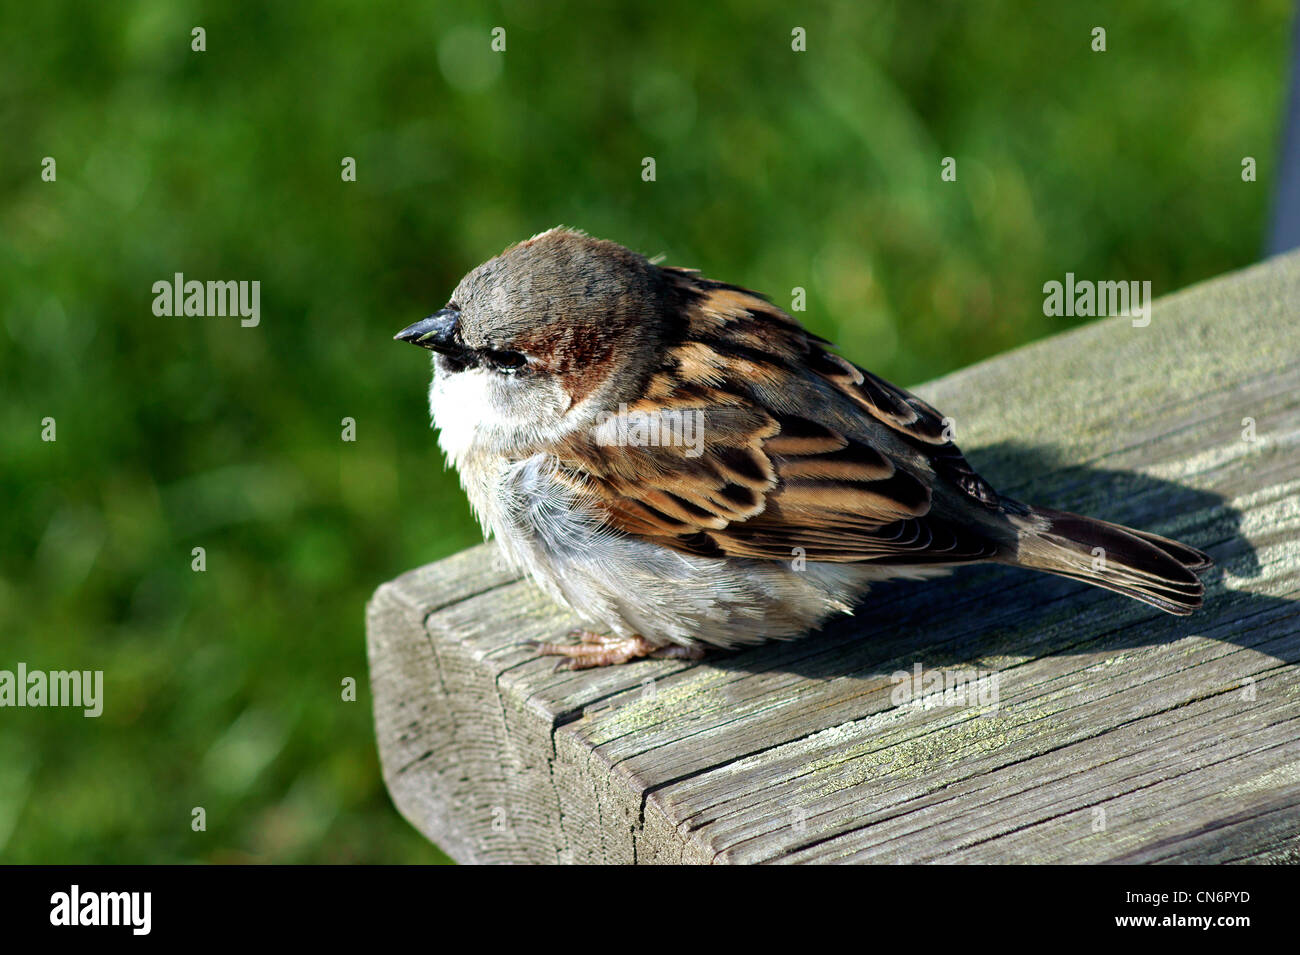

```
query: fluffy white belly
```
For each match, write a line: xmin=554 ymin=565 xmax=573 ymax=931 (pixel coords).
xmin=463 ymin=452 xmax=944 ymax=649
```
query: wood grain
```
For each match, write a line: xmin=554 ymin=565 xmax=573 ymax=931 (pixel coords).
xmin=367 ymin=250 xmax=1300 ymax=863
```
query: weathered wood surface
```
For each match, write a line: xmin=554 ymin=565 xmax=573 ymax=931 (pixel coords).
xmin=368 ymin=251 xmax=1300 ymax=864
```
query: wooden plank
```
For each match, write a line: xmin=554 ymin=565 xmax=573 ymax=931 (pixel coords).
xmin=368 ymin=250 xmax=1300 ymax=863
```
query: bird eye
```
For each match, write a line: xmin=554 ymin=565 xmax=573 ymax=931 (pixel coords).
xmin=483 ymin=349 xmax=527 ymax=373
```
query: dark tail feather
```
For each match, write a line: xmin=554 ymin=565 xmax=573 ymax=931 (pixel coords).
xmin=1005 ymin=505 xmax=1212 ymax=615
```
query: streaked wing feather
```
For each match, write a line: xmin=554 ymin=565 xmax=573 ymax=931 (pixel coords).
xmin=550 ymin=273 xmax=1004 ymax=565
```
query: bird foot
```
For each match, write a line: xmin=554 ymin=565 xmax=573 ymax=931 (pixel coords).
xmin=530 ymin=631 xmax=705 ymax=670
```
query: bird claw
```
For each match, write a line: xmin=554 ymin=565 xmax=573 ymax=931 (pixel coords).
xmin=530 ymin=631 xmax=705 ymax=669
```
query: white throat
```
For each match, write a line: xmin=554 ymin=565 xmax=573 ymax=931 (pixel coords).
xmin=428 ymin=362 xmax=593 ymax=468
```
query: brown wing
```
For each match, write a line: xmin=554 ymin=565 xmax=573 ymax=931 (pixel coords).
xmin=549 ymin=271 xmax=1006 ymax=565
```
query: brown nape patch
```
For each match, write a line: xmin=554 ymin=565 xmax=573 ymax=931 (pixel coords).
xmin=512 ymin=319 xmax=619 ymax=405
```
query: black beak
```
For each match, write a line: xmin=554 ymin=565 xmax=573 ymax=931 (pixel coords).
xmin=394 ymin=309 xmax=465 ymax=356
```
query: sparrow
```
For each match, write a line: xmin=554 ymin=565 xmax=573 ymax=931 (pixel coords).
xmin=396 ymin=228 xmax=1211 ymax=669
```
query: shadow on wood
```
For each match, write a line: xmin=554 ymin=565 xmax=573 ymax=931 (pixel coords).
xmin=727 ymin=441 xmax=1283 ymax=685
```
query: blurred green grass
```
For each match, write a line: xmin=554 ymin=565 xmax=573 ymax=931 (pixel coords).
xmin=0 ymin=0 xmax=1289 ymax=862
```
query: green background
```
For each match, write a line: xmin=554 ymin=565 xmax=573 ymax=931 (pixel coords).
xmin=0 ymin=1 xmax=1290 ymax=862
